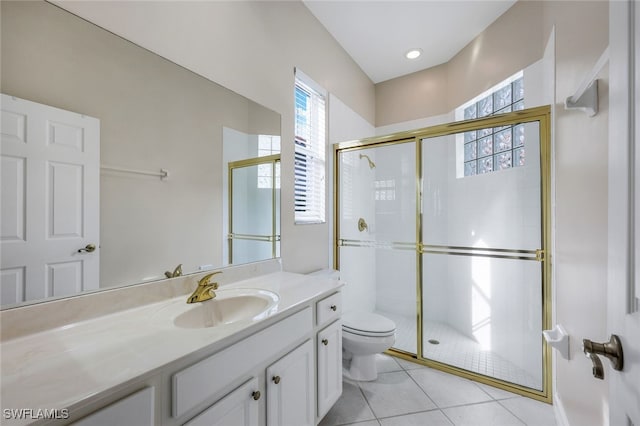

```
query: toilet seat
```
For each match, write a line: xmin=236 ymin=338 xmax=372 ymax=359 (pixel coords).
xmin=342 ymin=312 xmax=395 ymax=337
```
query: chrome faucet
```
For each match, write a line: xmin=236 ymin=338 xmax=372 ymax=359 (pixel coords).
xmin=187 ymin=271 xmax=222 ymax=304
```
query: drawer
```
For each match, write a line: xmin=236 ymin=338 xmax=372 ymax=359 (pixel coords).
xmin=316 ymin=292 xmax=341 ymax=326
xmin=172 ymin=307 xmax=312 ymax=418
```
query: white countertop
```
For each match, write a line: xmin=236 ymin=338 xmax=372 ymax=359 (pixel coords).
xmin=0 ymin=271 xmax=342 ymax=425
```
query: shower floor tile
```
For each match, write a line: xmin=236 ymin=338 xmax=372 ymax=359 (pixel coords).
xmin=374 ymin=310 xmax=541 ymax=389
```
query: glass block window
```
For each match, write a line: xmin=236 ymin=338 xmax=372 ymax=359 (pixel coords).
xmin=460 ymin=75 xmax=525 ymax=177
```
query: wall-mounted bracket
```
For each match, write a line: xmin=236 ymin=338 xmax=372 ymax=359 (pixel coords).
xmin=564 ymin=45 xmax=608 ymax=118
xmin=565 ymin=79 xmax=599 ymax=117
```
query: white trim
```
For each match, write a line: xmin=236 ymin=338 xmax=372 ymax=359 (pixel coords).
xmin=294 ymin=67 xmax=327 ymax=97
xmin=553 ymin=393 xmax=571 ymax=426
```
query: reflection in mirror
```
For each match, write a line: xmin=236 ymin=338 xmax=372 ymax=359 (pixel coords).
xmin=0 ymin=1 xmax=281 ymax=308
xmin=221 ymin=129 xmax=281 ymax=266
xmin=227 ymin=156 xmax=281 ymax=265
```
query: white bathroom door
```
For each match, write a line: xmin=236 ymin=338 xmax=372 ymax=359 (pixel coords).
xmin=607 ymin=1 xmax=640 ymax=424
xmin=0 ymin=94 xmax=100 ymax=305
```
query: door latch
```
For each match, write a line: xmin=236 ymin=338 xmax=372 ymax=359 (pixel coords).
xmin=582 ymin=334 xmax=623 ymax=379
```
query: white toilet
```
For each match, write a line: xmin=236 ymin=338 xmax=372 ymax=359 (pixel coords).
xmin=342 ymin=311 xmax=396 ymax=381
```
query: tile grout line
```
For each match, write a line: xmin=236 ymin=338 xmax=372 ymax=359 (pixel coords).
xmin=403 ymin=365 xmax=440 ymax=409
xmin=496 ymin=399 xmax=529 ymax=426
xmin=376 ymin=408 xmax=453 ymax=424
xmin=354 ymin=376 xmax=381 ymax=425
xmin=344 ymin=356 xmax=531 ymax=426
xmin=400 ymin=359 xmax=528 ymax=425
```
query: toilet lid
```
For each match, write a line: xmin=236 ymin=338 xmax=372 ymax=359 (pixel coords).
xmin=342 ymin=312 xmax=395 ymax=337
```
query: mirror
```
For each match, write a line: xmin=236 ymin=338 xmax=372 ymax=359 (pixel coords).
xmin=0 ymin=1 xmax=281 ymax=308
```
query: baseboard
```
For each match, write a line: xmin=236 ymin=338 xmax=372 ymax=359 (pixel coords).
xmin=554 ymin=393 xmax=571 ymax=426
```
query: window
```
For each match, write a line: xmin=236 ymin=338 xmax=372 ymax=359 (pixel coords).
xmin=294 ymin=69 xmax=326 ymax=224
xmin=374 ymin=180 xmax=396 ymax=201
xmin=458 ymin=73 xmax=525 ymax=177
xmin=257 ymin=134 xmax=281 ymax=189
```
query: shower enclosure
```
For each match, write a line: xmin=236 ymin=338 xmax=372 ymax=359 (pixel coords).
xmin=228 ymin=155 xmax=281 ymax=264
xmin=334 ymin=106 xmax=551 ymax=402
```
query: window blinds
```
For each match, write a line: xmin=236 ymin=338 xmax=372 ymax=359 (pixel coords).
xmin=294 ymin=70 xmax=326 ymax=224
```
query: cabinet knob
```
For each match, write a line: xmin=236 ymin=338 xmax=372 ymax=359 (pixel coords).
xmin=330 ymin=305 xmax=337 ymax=311
xmin=252 ymin=391 xmax=261 ymax=401
xmin=272 ymin=375 xmax=281 ymax=384
xmin=322 ymin=339 xmax=329 ymax=346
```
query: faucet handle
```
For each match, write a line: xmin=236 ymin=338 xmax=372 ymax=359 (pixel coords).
xmin=198 ymin=271 xmax=222 ymax=287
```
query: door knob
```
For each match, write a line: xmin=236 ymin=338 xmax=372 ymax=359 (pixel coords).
xmin=272 ymin=375 xmax=281 ymax=384
xmin=77 ymin=244 xmax=96 ymax=253
xmin=582 ymin=334 xmax=624 ymax=379
xmin=252 ymin=391 xmax=261 ymax=401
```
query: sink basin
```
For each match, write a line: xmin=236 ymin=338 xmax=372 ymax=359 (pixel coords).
xmin=170 ymin=288 xmax=279 ymax=329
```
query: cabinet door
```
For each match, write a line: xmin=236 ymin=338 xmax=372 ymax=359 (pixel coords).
xmin=266 ymin=340 xmax=314 ymax=426
xmin=317 ymin=320 xmax=342 ymax=418
xmin=184 ymin=378 xmax=260 ymax=426
xmin=72 ymin=387 xmax=154 ymax=426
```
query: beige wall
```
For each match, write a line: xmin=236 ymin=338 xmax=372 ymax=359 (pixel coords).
xmin=1 ymin=1 xmax=280 ymax=288
xmin=53 ymin=0 xmax=377 ymax=275
xmin=376 ymin=1 xmax=544 ymax=127
xmin=542 ymin=2 xmax=610 ymax=425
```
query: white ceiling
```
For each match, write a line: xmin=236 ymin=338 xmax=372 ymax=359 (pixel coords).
xmin=303 ymin=1 xmax=517 ymax=84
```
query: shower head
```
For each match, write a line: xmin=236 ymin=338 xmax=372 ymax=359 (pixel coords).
xmin=359 ymin=153 xmax=376 ymax=169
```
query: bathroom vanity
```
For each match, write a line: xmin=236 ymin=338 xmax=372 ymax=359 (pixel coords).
xmin=0 ymin=267 xmax=343 ymax=426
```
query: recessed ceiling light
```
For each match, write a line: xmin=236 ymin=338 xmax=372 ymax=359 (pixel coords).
xmin=405 ymin=48 xmax=422 ymax=60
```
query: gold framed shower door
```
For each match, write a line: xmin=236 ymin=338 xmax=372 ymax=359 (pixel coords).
xmin=228 ymin=154 xmax=281 ymax=264
xmin=333 ymin=106 xmax=552 ymax=403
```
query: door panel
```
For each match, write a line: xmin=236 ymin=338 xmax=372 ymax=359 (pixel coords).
xmin=48 ymin=162 xmax=84 ymax=238
xmin=0 ymin=94 xmax=100 ymax=306
xmin=419 ymin=121 xmax=546 ymax=394
xmin=336 ymin=141 xmax=417 ymax=355
xmin=608 ymin=1 xmax=640 ymax=424
xmin=1 ymin=155 xmax=25 ymax=242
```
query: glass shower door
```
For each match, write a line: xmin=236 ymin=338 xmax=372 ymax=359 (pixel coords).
xmin=336 ymin=142 xmax=417 ymax=354
xmin=228 ymin=156 xmax=280 ymax=264
xmin=420 ymin=121 xmax=546 ymax=391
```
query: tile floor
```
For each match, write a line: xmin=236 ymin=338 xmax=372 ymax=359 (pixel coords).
xmin=319 ymin=354 xmax=557 ymax=426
